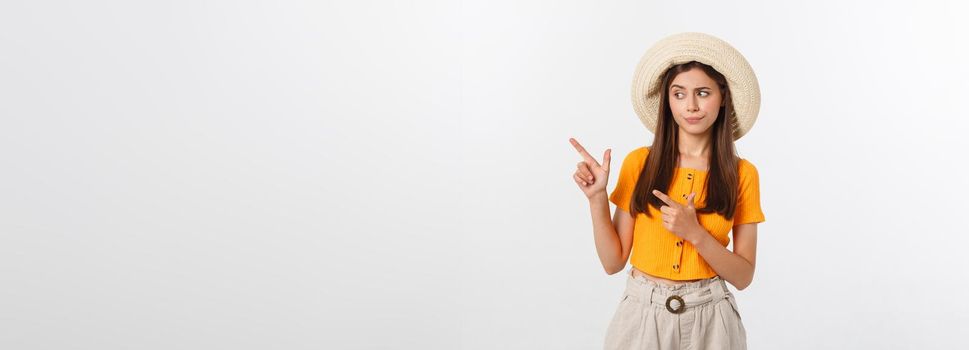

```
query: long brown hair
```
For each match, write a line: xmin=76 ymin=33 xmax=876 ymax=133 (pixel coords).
xmin=629 ymin=61 xmax=740 ymax=219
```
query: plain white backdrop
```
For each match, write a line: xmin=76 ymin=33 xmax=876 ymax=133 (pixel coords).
xmin=1 ymin=0 xmax=967 ymax=349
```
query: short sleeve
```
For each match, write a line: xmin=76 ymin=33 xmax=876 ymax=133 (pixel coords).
xmin=733 ymin=160 xmax=766 ymax=225
xmin=609 ymin=147 xmax=648 ymax=212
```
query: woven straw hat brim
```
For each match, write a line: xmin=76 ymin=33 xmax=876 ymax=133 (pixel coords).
xmin=631 ymin=32 xmax=760 ymax=140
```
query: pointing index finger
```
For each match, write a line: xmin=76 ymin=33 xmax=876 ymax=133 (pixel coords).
xmin=569 ymin=138 xmax=600 ymax=166
xmin=652 ymin=190 xmax=677 ymax=207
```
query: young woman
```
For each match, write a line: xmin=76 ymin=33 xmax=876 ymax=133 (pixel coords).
xmin=569 ymin=32 xmax=765 ymax=350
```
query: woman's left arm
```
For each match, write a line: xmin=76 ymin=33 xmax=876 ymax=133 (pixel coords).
xmin=651 ymin=189 xmax=760 ymax=290
xmin=691 ymin=223 xmax=757 ymax=290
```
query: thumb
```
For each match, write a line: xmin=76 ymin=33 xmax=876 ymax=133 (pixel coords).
xmin=602 ymin=149 xmax=611 ymax=171
xmin=686 ymin=192 xmax=696 ymax=208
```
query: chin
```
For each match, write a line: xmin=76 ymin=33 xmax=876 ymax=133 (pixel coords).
xmin=682 ymin=126 xmax=712 ymax=135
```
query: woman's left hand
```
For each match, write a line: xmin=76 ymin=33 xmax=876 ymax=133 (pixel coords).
xmin=652 ymin=190 xmax=707 ymax=244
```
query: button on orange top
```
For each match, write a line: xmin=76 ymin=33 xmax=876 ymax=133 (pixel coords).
xmin=609 ymin=146 xmax=766 ymax=280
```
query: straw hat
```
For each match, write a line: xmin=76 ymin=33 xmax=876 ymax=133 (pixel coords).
xmin=631 ymin=32 xmax=761 ymax=140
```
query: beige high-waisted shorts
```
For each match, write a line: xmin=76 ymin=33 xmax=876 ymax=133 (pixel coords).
xmin=604 ymin=268 xmax=747 ymax=350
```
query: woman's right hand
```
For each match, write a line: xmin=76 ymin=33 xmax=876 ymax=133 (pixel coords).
xmin=569 ymin=138 xmax=611 ymax=199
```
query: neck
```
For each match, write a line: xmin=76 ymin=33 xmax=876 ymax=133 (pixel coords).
xmin=677 ymin=129 xmax=712 ymax=158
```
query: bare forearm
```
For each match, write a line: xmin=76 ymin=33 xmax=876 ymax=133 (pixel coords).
xmin=691 ymin=232 xmax=754 ymax=290
xmin=589 ymin=192 xmax=624 ymax=274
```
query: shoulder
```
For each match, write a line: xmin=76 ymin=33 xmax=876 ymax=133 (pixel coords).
xmin=628 ymin=146 xmax=650 ymax=160
xmin=738 ymin=158 xmax=756 ymax=170
xmin=737 ymin=158 xmax=760 ymax=180
xmin=617 ymin=146 xmax=650 ymax=164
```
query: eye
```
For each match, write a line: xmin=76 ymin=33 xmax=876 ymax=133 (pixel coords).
xmin=673 ymin=92 xmax=684 ymax=99
xmin=698 ymin=91 xmax=709 ymax=97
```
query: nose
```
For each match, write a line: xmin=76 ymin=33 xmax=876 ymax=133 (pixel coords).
xmin=687 ymin=100 xmax=699 ymax=112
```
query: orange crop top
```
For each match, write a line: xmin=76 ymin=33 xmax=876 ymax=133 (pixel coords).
xmin=609 ymin=146 xmax=766 ymax=280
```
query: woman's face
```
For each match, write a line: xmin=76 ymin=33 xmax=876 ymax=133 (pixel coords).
xmin=667 ymin=68 xmax=724 ymax=137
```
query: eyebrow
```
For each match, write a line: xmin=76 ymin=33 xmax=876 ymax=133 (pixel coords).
xmin=670 ymin=84 xmax=712 ymax=90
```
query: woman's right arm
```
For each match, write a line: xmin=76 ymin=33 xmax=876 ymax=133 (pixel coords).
xmin=589 ymin=192 xmax=635 ymax=275
xmin=570 ymin=138 xmax=635 ymax=275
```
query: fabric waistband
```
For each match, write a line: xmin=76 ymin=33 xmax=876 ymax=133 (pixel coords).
xmin=623 ymin=267 xmax=731 ymax=312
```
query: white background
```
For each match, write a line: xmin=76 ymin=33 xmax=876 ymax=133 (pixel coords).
xmin=1 ymin=0 xmax=967 ymax=349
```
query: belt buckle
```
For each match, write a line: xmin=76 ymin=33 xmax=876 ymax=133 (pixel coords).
xmin=665 ymin=295 xmax=685 ymax=314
